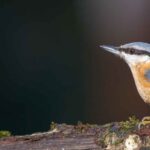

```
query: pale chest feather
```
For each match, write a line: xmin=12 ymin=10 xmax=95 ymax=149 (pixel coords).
xmin=130 ymin=62 xmax=150 ymax=104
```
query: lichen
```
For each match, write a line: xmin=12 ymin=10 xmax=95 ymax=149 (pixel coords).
xmin=124 ymin=134 xmax=142 ymax=150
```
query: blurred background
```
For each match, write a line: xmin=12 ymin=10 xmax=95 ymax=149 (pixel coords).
xmin=1 ymin=0 xmax=150 ymax=135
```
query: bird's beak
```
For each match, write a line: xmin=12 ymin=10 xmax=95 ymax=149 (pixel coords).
xmin=100 ymin=45 xmax=120 ymax=56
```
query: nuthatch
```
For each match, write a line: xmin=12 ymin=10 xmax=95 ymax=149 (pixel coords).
xmin=100 ymin=42 xmax=150 ymax=127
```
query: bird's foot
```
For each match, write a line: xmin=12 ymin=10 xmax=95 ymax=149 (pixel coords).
xmin=138 ymin=116 xmax=150 ymax=129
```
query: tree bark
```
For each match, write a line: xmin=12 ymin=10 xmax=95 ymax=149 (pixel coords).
xmin=0 ymin=122 xmax=150 ymax=150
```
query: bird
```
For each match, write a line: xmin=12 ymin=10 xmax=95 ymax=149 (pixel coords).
xmin=100 ymin=42 xmax=150 ymax=128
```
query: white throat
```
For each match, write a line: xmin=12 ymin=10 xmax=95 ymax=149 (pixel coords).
xmin=121 ymin=52 xmax=150 ymax=66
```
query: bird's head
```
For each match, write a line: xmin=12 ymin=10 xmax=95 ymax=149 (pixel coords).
xmin=100 ymin=42 xmax=150 ymax=103
xmin=100 ymin=42 xmax=150 ymax=66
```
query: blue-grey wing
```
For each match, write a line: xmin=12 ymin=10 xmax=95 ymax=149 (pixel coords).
xmin=144 ymin=69 xmax=150 ymax=81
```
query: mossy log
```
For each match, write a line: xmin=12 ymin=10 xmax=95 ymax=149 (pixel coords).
xmin=1 ymin=118 xmax=150 ymax=150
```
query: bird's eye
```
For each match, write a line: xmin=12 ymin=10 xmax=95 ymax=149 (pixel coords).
xmin=129 ymin=49 xmax=135 ymax=54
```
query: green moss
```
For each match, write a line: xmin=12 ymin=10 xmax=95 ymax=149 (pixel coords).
xmin=50 ymin=122 xmax=57 ymax=130
xmin=0 ymin=131 xmax=11 ymax=138
xmin=120 ymin=116 xmax=139 ymax=131
xmin=76 ymin=121 xmax=98 ymax=133
xmin=75 ymin=121 xmax=89 ymax=133
xmin=99 ymin=116 xmax=140 ymax=147
xmin=113 ymin=139 xmax=123 ymax=145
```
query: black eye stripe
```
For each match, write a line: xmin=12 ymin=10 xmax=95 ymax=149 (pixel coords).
xmin=119 ymin=48 xmax=150 ymax=56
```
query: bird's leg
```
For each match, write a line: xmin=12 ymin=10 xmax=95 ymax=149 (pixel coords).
xmin=138 ymin=116 xmax=150 ymax=129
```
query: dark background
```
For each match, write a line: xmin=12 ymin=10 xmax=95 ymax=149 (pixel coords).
xmin=1 ymin=0 xmax=150 ymax=135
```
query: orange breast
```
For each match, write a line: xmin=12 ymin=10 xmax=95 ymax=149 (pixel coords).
xmin=135 ymin=62 xmax=150 ymax=88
